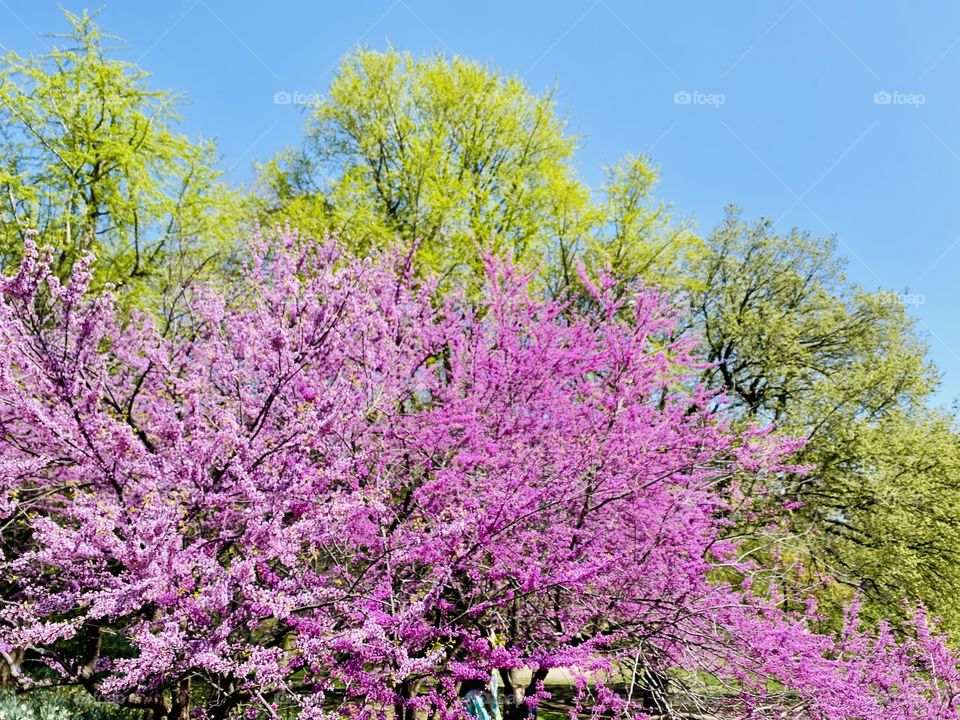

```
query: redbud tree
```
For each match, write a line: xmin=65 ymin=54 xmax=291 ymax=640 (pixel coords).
xmin=1 ymin=229 xmax=959 ymax=720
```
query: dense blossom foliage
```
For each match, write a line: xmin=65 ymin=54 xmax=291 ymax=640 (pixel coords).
xmin=1 ymin=229 xmax=959 ymax=720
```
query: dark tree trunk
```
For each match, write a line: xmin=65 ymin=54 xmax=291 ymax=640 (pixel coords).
xmin=395 ymin=679 xmax=414 ymax=720
xmin=635 ymin=666 xmax=669 ymax=712
xmin=499 ymin=667 xmax=549 ymax=720
xmin=172 ymin=678 xmax=191 ymax=720
xmin=144 ymin=678 xmax=191 ymax=720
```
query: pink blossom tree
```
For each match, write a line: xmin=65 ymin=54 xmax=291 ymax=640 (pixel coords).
xmin=0 ymin=229 xmax=958 ymax=720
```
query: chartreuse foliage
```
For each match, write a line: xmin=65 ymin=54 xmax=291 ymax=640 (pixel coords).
xmin=258 ymin=48 xmax=699 ymax=293
xmin=688 ymin=209 xmax=960 ymax=630
xmin=0 ymin=10 xmax=247 ymax=297
xmin=2 ymin=229 xmax=960 ymax=720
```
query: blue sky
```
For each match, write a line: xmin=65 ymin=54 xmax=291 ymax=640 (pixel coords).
xmin=4 ymin=1 xmax=960 ymax=402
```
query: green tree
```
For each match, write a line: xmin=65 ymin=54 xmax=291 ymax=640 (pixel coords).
xmin=0 ymin=9 xmax=247 ymax=295
xmin=578 ymin=154 xmax=700 ymax=298
xmin=259 ymin=48 xmax=696 ymax=290
xmin=688 ymin=209 xmax=960 ymax=630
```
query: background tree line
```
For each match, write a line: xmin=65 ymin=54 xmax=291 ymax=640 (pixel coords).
xmin=3 ymin=9 xmax=960 ymax=714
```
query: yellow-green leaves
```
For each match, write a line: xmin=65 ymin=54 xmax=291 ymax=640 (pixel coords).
xmin=689 ymin=208 xmax=956 ymax=631
xmin=582 ymin=155 xmax=701 ymax=296
xmin=0 ymin=9 xmax=247 ymax=301
xmin=260 ymin=48 xmax=689 ymax=296
xmin=265 ymin=48 xmax=581 ymax=280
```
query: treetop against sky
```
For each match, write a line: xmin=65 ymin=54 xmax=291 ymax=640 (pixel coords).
xmin=4 ymin=6 xmax=960 ymax=719
xmin=3 ymin=0 xmax=960 ymax=399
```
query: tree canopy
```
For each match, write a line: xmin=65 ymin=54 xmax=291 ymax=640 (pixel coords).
xmin=259 ymin=48 xmax=697 ymax=293
xmin=0 ymin=10 xmax=246 ymax=295
xmin=683 ymin=210 xmax=960 ymax=630
xmin=3 ymin=14 xmax=960 ymax=720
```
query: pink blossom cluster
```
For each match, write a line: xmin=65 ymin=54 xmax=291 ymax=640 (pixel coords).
xmin=0 ymin=229 xmax=958 ymax=719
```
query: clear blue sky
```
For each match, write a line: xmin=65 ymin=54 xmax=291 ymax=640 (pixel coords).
xmin=4 ymin=1 xmax=960 ymax=402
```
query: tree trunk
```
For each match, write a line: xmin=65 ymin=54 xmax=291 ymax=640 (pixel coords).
xmin=150 ymin=678 xmax=190 ymax=720
xmin=634 ymin=666 xmax=669 ymax=712
xmin=394 ymin=679 xmax=412 ymax=720
xmin=173 ymin=677 xmax=191 ymax=720
xmin=499 ymin=667 xmax=549 ymax=720
xmin=0 ymin=649 xmax=24 ymax=686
